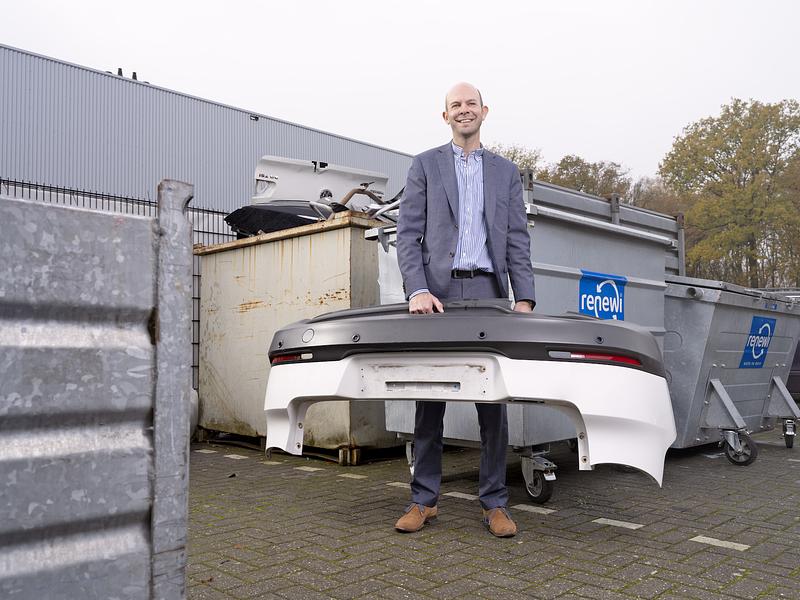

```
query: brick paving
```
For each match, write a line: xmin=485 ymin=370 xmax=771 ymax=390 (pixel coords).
xmin=187 ymin=429 xmax=800 ymax=599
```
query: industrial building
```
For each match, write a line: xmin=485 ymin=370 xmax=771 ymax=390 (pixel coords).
xmin=0 ymin=43 xmax=413 ymax=211
xmin=1 ymin=43 xmax=414 ymax=391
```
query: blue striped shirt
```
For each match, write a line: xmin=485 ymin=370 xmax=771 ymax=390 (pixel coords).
xmin=452 ymin=142 xmax=493 ymax=272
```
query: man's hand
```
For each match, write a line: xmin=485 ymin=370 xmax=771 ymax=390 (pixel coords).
xmin=513 ymin=300 xmax=533 ymax=313
xmin=409 ymin=292 xmax=445 ymax=314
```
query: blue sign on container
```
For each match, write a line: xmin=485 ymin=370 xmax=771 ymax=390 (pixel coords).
xmin=739 ymin=316 xmax=777 ymax=369
xmin=578 ymin=270 xmax=627 ymax=320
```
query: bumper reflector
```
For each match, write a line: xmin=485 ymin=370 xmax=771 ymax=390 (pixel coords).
xmin=271 ymin=353 xmax=312 ymax=365
xmin=549 ymin=350 xmax=641 ymax=366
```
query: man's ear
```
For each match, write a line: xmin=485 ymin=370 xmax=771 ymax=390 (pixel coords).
xmin=442 ymin=110 xmax=449 ymax=124
xmin=481 ymin=105 xmax=489 ymax=119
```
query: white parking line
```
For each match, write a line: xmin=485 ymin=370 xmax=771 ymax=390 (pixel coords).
xmin=511 ymin=504 xmax=556 ymax=515
xmin=593 ymin=517 xmax=644 ymax=530
xmin=294 ymin=466 xmax=323 ymax=472
xmin=194 ymin=449 xmax=217 ymax=454
xmin=788 ymin=458 xmax=800 ymax=463
xmin=690 ymin=535 xmax=750 ymax=551
xmin=261 ymin=461 xmax=282 ymax=465
xmin=444 ymin=491 xmax=478 ymax=501
xmin=224 ymin=454 xmax=248 ymax=460
xmin=338 ymin=473 xmax=368 ymax=479
xmin=386 ymin=481 xmax=411 ymax=489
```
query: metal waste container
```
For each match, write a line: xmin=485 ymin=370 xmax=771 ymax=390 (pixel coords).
xmin=196 ymin=213 xmax=397 ymax=464
xmin=664 ymin=276 xmax=800 ymax=463
xmin=757 ymin=289 xmax=800 ymax=402
xmin=369 ymin=180 xmax=683 ymax=500
xmin=0 ymin=182 xmax=193 ymax=599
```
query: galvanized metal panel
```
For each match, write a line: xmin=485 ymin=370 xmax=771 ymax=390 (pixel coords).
xmin=0 ymin=44 xmax=413 ymax=213
xmin=381 ymin=196 xmax=672 ymax=446
xmin=664 ymin=277 xmax=800 ymax=447
xmin=0 ymin=180 xmax=235 ymax=395
xmin=0 ymin=182 xmax=192 ymax=599
xmin=526 ymin=180 xmax=684 ymax=276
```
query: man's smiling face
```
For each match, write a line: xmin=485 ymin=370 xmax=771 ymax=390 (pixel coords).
xmin=443 ymin=83 xmax=488 ymax=140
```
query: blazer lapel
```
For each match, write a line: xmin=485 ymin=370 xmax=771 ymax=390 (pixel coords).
xmin=436 ymin=145 xmax=459 ymax=221
xmin=483 ymin=151 xmax=497 ymax=230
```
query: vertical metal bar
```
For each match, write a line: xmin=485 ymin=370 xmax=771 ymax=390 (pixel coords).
xmin=677 ymin=213 xmax=686 ymax=276
xmin=609 ymin=193 xmax=621 ymax=225
xmin=151 ymin=179 xmax=193 ymax=599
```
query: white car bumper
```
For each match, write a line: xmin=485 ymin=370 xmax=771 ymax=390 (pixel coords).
xmin=265 ymin=351 xmax=676 ymax=485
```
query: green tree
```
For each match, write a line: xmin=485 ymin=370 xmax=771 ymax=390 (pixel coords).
xmin=538 ymin=155 xmax=632 ymax=199
xmin=630 ymin=176 xmax=685 ymax=216
xmin=659 ymin=98 xmax=800 ymax=287
xmin=486 ymin=143 xmax=543 ymax=171
xmin=772 ymin=155 xmax=800 ymax=286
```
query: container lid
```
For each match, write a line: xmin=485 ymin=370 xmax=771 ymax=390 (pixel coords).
xmin=666 ymin=275 xmax=796 ymax=304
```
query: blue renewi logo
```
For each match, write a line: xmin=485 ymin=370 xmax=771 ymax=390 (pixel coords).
xmin=739 ymin=316 xmax=777 ymax=368
xmin=578 ymin=270 xmax=627 ymax=320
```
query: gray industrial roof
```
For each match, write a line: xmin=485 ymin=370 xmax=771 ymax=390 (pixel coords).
xmin=1 ymin=44 xmax=413 ymax=212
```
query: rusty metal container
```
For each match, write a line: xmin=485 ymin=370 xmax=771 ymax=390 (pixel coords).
xmin=196 ymin=213 xmax=397 ymax=459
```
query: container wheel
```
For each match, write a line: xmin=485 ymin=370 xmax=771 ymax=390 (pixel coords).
xmin=524 ymin=469 xmax=554 ymax=504
xmin=724 ymin=432 xmax=758 ymax=466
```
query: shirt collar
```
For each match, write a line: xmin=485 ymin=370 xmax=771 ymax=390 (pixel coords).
xmin=451 ymin=141 xmax=484 ymax=160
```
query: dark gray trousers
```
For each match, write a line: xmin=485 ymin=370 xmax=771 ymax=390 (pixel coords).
xmin=410 ymin=272 xmax=509 ymax=510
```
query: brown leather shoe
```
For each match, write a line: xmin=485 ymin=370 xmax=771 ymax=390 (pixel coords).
xmin=482 ymin=507 xmax=517 ymax=537
xmin=394 ymin=503 xmax=438 ymax=532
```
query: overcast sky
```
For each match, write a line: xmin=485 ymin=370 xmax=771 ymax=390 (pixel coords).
xmin=5 ymin=0 xmax=799 ymax=179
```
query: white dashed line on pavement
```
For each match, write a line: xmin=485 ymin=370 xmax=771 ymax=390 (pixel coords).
xmin=294 ymin=466 xmax=323 ymax=472
xmin=690 ymin=535 xmax=750 ymax=551
xmin=338 ymin=473 xmax=368 ymax=479
xmin=702 ymin=452 xmax=725 ymax=459
xmin=511 ymin=504 xmax=556 ymax=515
xmin=788 ymin=458 xmax=800 ymax=463
xmin=261 ymin=461 xmax=283 ymax=465
xmin=224 ymin=454 xmax=248 ymax=460
xmin=386 ymin=481 xmax=411 ymax=489
xmin=593 ymin=518 xmax=644 ymax=530
xmin=443 ymin=491 xmax=479 ymax=501
xmin=194 ymin=449 xmax=217 ymax=454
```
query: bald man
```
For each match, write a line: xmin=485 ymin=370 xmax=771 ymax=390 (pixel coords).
xmin=395 ymin=83 xmax=536 ymax=537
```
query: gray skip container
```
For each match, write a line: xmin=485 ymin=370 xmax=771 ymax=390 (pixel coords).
xmin=371 ymin=179 xmax=683 ymax=501
xmin=0 ymin=182 xmax=193 ymax=599
xmin=664 ymin=276 xmax=800 ymax=462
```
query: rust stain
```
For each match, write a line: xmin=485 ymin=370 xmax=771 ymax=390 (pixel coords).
xmin=238 ymin=300 xmax=265 ymax=313
xmin=304 ymin=289 xmax=350 ymax=306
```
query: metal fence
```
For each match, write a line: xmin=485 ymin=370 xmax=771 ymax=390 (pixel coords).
xmin=1 ymin=178 xmax=236 ymax=389
xmin=1 ymin=182 xmax=193 ymax=598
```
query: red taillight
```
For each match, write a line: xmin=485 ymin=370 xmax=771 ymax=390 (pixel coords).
xmin=271 ymin=354 xmax=301 ymax=365
xmin=270 ymin=353 xmax=312 ymax=365
xmin=568 ymin=352 xmax=641 ymax=366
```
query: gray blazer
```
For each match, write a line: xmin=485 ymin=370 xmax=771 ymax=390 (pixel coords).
xmin=397 ymin=143 xmax=536 ymax=303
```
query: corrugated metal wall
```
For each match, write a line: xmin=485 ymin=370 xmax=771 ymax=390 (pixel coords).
xmin=0 ymin=182 xmax=193 ymax=598
xmin=0 ymin=44 xmax=413 ymax=212
xmin=0 ymin=178 xmax=235 ymax=392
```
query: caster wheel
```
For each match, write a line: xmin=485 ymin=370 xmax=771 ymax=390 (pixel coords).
xmin=724 ymin=432 xmax=758 ymax=466
xmin=524 ymin=469 xmax=554 ymax=504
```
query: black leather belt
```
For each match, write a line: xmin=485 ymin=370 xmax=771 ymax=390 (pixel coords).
xmin=451 ymin=269 xmax=492 ymax=279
